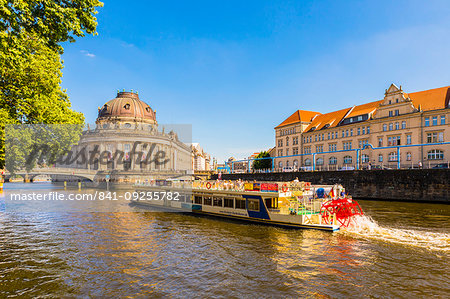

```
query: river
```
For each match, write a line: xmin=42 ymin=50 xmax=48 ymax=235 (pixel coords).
xmin=0 ymin=183 xmax=449 ymax=297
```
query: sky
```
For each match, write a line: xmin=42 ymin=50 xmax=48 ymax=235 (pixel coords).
xmin=61 ymin=0 xmax=450 ymax=163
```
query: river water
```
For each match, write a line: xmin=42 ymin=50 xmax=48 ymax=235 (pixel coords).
xmin=0 ymin=183 xmax=449 ymax=298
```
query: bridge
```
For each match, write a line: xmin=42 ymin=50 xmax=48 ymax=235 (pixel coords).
xmin=5 ymin=168 xmax=99 ymax=182
xmin=4 ymin=167 xmax=194 ymax=183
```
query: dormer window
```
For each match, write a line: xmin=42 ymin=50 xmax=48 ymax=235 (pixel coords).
xmin=146 ymin=107 xmax=151 ymax=112
xmin=124 ymin=103 xmax=131 ymax=110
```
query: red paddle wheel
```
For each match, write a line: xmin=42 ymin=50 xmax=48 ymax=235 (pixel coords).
xmin=320 ymin=198 xmax=364 ymax=227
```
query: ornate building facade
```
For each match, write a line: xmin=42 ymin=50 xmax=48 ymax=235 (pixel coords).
xmin=69 ymin=91 xmax=191 ymax=177
xmin=274 ymin=84 xmax=450 ymax=170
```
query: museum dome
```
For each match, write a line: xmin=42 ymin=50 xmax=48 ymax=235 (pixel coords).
xmin=97 ymin=91 xmax=156 ymax=124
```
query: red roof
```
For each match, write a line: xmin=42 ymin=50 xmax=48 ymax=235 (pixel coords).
xmin=407 ymin=86 xmax=450 ymax=111
xmin=275 ymin=110 xmax=321 ymax=129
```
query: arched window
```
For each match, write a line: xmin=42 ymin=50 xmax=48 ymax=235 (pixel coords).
xmin=278 ymin=161 xmax=283 ymax=168
xmin=286 ymin=161 xmax=290 ymax=167
xmin=293 ymin=160 xmax=298 ymax=167
xmin=383 ymin=124 xmax=387 ymax=131
xmin=401 ymin=121 xmax=406 ymax=129
xmin=304 ymin=158 xmax=311 ymax=166
xmin=389 ymin=123 xmax=393 ymax=131
xmin=362 ymin=154 xmax=369 ymax=163
xmin=406 ymin=152 xmax=412 ymax=161
xmin=378 ymin=154 xmax=383 ymax=162
xmin=395 ymin=122 xmax=399 ymax=130
xmin=329 ymin=157 xmax=337 ymax=165
xmin=388 ymin=152 xmax=398 ymax=162
xmin=343 ymin=156 xmax=352 ymax=164
xmin=316 ymin=157 xmax=324 ymax=165
xmin=427 ymin=150 xmax=444 ymax=160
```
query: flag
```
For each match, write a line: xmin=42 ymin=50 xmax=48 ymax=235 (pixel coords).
xmin=329 ymin=188 xmax=335 ymax=198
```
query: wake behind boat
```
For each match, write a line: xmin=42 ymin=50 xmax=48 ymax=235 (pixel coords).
xmin=133 ymin=180 xmax=364 ymax=232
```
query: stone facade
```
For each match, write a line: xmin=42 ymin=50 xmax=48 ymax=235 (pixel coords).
xmin=68 ymin=91 xmax=191 ymax=176
xmin=275 ymin=84 xmax=450 ymax=171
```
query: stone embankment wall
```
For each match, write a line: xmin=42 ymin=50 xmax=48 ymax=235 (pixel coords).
xmin=211 ymin=169 xmax=450 ymax=202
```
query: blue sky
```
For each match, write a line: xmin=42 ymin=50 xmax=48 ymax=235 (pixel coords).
xmin=61 ymin=0 xmax=450 ymax=163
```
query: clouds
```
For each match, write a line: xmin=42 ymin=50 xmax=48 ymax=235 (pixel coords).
xmin=80 ymin=50 xmax=96 ymax=58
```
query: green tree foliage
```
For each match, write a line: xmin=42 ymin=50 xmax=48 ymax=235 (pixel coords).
xmin=252 ymin=151 xmax=272 ymax=170
xmin=0 ymin=0 xmax=103 ymax=169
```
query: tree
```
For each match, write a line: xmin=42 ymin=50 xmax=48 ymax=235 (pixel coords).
xmin=0 ymin=0 xmax=103 ymax=169
xmin=252 ymin=151 xmax=272 ymax=170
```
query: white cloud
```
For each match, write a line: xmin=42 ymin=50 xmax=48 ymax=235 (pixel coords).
xmin=80 ymin=50 xmax=96 ymax=58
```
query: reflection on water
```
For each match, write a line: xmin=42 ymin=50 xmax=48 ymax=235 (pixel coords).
xmin=0 ymin=183 xmax=449 ymax=297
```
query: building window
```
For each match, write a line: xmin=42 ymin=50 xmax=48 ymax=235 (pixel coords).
xmin=378 ymin=137 xmax=383 ymax=147
xmin=315 ymin=135 xmax=317 ymax=142
xmin=389 ymin=111 xmax=393 ymax=117
xmin=407 ymin=135 xmax=412 ymax=145
xmin=346 ymin=130 xmax=349 ymax=137
xmin=278 ymin=161 xmax=282 ymax=168
xmin=389 ymin=123 xmax=393 ymax=131
xmin=342 ymin=130 xmax=345 ymax=138
xmin=432 ymin=116 xmax=438 ymax=126
xmin=383 ymin=124 xmax=387 ymax=131
xmin=401 ymin=121 xmax=406 ymax=129
xmin=304 ymin=158 xmax=311 ymax=166
xmin=343 ymin=156 xmax=352 ymax=164
xmin=427 ymin=132 xmax=444 ymax=143
xmin=286 ymin=161 xmax=290 ymax=167
xmin=329 ymin=143 xmax=337 ymax=152
xmin=362 ymin=154 xmax=369 ymax=163
xmin=357 ymin=127 xmax=361 ymax=135
xmin=425 ymin=117 xmax=430 ymax=127
xmin=350 ymin=129 xmax=353 ymax=136
xmin=362 ymin=127 xmax=366 ymax=134
xmin=388 ymin=136 xmax=401 ymax=146
xmin=367 ymin=126 xmax=370 ymax=134
xmin=406 ymin=152 xmax=412 ymax=161
xmin=427 ymin=149 xmax=444 ymax=160
xmin=388 ymin=152 xmax=398 ymax=162
xmin=286 ymin=149 xmax=289 ymax=156
xmin=395 ymin=122 xmax=399 ymax=130
xmin=278 ymin=150 xmax=283 ymax=156
xmin=304 ymin=146 xmax=311 ymax=154
xmin=359 ymin=139 xmax=369 ymax=149
xmin=395 ymin=109 xmax=399 ymax=116
xmin=316 ymin=145 xmax=323 ymax=153
xmin=329 ymin=157 xmax=337 ymax=165
xmin=293 ymin=147 xmax=298 ymax=155
xmin=441 ymin=115 xmax=446 ymax=125
xmin=378 ymin=154 xmax=383 ymax=162
xmin=286 ymin=137 xmax=289 ymax=146
xmin=328 ymin=133 xmax=330 ymax=140
xmin=293 ymin=160 xmax=298 ymax=167
xmin=316 ymin=158 xmax=324 ymax=165
xmin=343 ymin=142 xmax=352 ymax=150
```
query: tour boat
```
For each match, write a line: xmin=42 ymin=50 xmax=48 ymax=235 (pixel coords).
xmin=133 ymin=180 xmax=364 ymax=232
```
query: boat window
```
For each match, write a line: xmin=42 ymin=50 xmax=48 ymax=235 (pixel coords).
xmin=248 ymin=199 xmax=260 ymax=212
xmin=194 ymin=196 xmax=202 ymax=204
xmin=203 ymin=196 xmax=212 ymax=205
xmin=213 ymin=197 xmax=223 ymax=207
xmin=224 ymin=198 xmax=234 ymax=208
xmin=235 ymin=198 xmax=246 ymax=209
xmin=265 ymin=198 xmax=278 ymax=209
